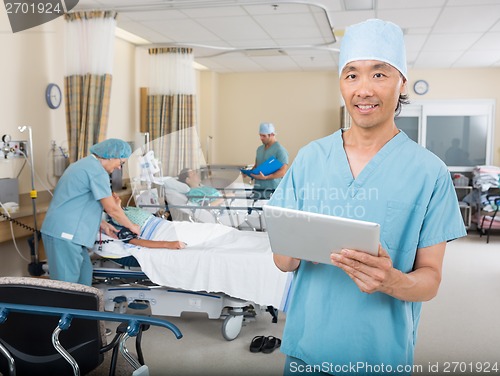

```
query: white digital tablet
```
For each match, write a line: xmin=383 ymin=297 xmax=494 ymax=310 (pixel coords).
xmin=263 ymin=205 xmax=380 ymax=265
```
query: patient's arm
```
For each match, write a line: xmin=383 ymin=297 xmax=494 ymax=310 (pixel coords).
xmin=129 ymin=238 xmax=187 ymax=250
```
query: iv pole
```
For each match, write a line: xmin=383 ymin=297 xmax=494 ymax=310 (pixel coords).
xmin=18 ymin=125 xmax=43 ymax=276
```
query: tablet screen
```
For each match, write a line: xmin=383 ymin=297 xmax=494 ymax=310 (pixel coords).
xmin=263 ymin=205 xmax=380 ymax=264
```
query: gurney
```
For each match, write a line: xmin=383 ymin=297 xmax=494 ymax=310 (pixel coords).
xmin=92 ymin=219 xmax=291 ymax=340
xmin=153 ymin=177 xmax=269 ymax=231
xmin=130 ymin=151 xmax=270 ymax=230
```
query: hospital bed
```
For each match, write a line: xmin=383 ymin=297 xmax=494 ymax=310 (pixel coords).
xmin=91 ymin=220 xmax=291 ymax=341
xmin=150 ymin=177 xmax=269 ymax=231
xmin=130 ymin=152 xmax=270 ymax=230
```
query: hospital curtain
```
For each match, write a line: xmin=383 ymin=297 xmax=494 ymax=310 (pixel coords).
xmin=147 ymin=47 xmax=202 ymax=176
xmin=64 ymin=11 xmax=117 ymax=162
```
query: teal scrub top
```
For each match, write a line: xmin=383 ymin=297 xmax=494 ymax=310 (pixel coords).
xmin=254 ymin=141 xmax=289 ymax=192
xmin=268 ymin=130 xmax=466 ymax=375
xmin=41 ymin=155 xmax=112 ymax=248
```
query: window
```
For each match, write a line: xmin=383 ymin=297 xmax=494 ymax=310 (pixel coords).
xmin=395 ymin=100 xmax=495 ymax=172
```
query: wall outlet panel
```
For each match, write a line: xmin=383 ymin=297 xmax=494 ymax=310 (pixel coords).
xmin=6 ymin=141 xmax=27 ymax=158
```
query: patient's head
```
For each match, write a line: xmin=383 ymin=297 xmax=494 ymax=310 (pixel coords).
xmin=178 ymin=168 xmax=201 ymax=188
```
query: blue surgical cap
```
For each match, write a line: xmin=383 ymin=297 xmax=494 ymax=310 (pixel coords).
xmin=259 ymin=122 xmax=276 ymax=135
xmin=89 ymin=138 xmax=131 ymax=159
xmin=338 ymin=19 xmax=408 ymax=80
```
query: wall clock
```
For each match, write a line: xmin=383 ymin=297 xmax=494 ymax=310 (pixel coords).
xmin=413 ymin=80 xmax=429 ymax=95
xmin=45 ymin=83 xmax=62 ymax=109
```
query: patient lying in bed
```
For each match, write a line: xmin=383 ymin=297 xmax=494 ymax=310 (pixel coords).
xmin=100 ymin=205 xmax=241 ymax=248
xmin=94 ymin=206 xmax=289 ymax=308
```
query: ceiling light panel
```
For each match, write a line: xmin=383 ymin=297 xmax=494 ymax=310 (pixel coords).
xmin=343 ymin=0 xmax=373 ymax=11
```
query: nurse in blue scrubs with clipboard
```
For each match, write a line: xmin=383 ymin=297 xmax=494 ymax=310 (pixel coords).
xmin=248 ymin=122 xmax=289 ymax=199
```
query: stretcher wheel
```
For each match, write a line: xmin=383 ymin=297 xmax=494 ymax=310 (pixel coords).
xmin=222 ymin=314 xmax=243 ymax=341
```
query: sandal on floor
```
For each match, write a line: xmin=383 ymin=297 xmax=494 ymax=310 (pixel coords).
xmin=249 ymin=335 xmax=266 ymax=353
xmin=261 ymin=336 xmax=281 ymax=354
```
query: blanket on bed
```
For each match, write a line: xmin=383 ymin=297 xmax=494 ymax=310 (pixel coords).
xmin=93 ymin=219 xmax=290 ymax=308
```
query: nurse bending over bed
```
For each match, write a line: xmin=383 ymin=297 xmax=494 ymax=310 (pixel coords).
xmin=95 ymin=203 xmax=289 ymax=309
xmin=41 ymin=139 xmax=141 ymax=286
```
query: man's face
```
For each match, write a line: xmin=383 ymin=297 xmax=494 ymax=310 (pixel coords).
xmin=186 ymin=170 xmax=201 ymax=187
xmin=339 ymin=60 xmax=406 ymax=130
xmin=260 ymin=133 xmax=273 ymax=145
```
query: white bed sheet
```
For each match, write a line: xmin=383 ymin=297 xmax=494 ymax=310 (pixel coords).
xmin=93 ymin=220 xmax=290 ymax=308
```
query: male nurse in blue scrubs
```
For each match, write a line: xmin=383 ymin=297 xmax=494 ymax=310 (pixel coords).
xmin=41 ymin=139 xmax=141 ymax=286
xmin=251 ymin=122 xmax=289 ymax=199
xmin=268 ymin=19 xmax=467 ymax=375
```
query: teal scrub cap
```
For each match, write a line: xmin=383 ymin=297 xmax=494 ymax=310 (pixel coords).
xmin=338 ymin=19 xmax=408 ymax=80
xmin=259 ymin=122 xmax=276 ymax=135
xmin=89 ymin=138 xmax=131 ymax=159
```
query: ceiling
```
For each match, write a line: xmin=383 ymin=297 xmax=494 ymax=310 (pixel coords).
xmin=74 ymin=0 xmax=500 ymax=73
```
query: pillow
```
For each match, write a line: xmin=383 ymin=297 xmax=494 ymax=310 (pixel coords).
xmin=160 ymin=176 xmax=190 ymax=194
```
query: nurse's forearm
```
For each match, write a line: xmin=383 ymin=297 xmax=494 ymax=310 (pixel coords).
xmin=381 ymin=266 xmax=442 ymax=302
xmin=101 ymin=197 xmax=137 ymax=231
xmin=267 ymin=164 xmax=288 ymax=179
xmin=379 ymin=243 xmax=445 ymax=302
xmin=273 ymin=254 xmax=300 ymax=272
xmin=106 ymin=207 xmax=136 ymax=230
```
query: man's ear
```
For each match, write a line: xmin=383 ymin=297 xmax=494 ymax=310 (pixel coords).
xmin=400 ymin=78 xmax=408 ymax=96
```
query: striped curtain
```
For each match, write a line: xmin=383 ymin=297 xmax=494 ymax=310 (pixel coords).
xmin=147 ymin=47 xmax=202 ymax=177
xmin=64 ymin=11 xmax=117 ymax=162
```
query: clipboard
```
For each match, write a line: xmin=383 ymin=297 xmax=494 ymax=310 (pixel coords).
xmin=241 ymin=156 xmax=283 ymax=177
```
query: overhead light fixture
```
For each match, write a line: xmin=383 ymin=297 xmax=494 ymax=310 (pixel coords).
xmin=193 ymin=61 xmax=208 ymax=70
xmin=115 ymin=27 xmax=151 ymax=45
xmin=343 ymin=0 xmax=374 ymax=11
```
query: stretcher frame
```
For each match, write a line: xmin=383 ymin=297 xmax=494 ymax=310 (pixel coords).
xmin=139 ymin=203 xmax=265 ymax=231
xmin=92 ymin=266 xmax=279 ymax=341
xmin=146 ymin=183 xmax=272 ymax=231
